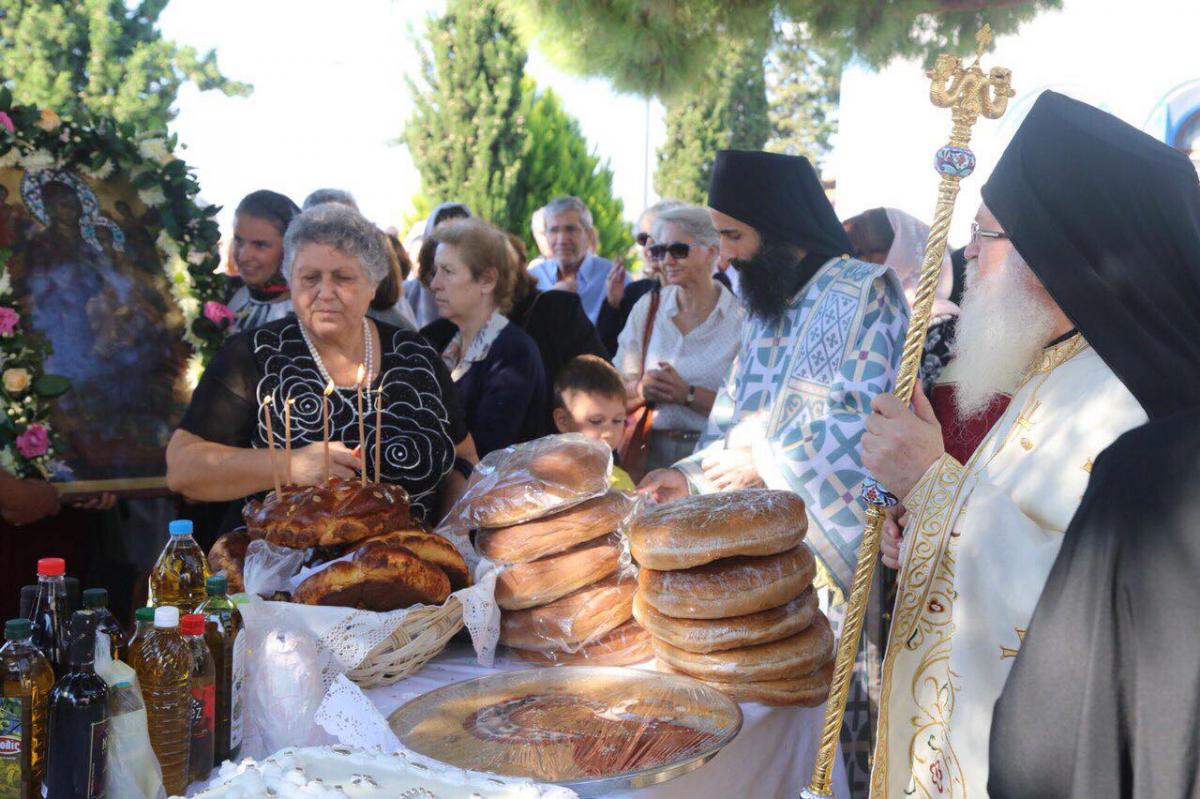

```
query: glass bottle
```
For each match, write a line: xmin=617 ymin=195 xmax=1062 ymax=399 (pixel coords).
xmin=80 ymin=590 xmax=123 ymax=665
xmin=180 ymin=614 xmax=215 ymax=784
xmin=194 ymin=574 xmax=244 ymax=765
xmin=0 ymin=618 xmax=55 ymax=798
xmin=44 ymin=611 xmax=109 ymax=799
xmin=131 ymin=606 xmax=191 ymax=795
xmin=27 ymin=558 xmax=68 ymax=676
xmin=148 ymin=520 xmax=209 ymax=613
xmin=125 ymin=607 xmax=155 ymax=668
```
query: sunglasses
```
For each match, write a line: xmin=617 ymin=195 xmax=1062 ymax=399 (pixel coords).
xmin=635 ymin=232 xmax=651 ymax=246
xmin=647 ymin=242 xmax=693 ymax=260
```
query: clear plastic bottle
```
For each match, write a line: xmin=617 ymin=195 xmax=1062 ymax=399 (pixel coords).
xmin=148 ymin=520 xmax=209 ymax=613
xmin=132 ymin=606 xmax=191 ymax=795
xmin=125 ymin=607 xmax=155 ymax=668
xmin=181 ymin=614 xmax=215 ymax=785
xmin=0 ymin=618 xmax=55 ymax=797
xmin=194 ymin=574 xmax=244 ymax=766
xmin=44 ymin=611 xmax=109 ymax=799
xmin=80 ymin=590 xmax=124 ymax=665
xmin=27 ymin=558 xmax=68 ymax=676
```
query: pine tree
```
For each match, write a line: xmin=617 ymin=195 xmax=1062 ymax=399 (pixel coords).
xmin=510 ymin=81 xmax=631 ymax=258
xmin=653 ymin=31 xmax=770 ymax=204
xmin=404 ymin=0 xmax=528 ymax=233
xmin=0 ymin=0 xmax=249 ymax=130
xmin=766 ymin=23 xmax=844 ymax=168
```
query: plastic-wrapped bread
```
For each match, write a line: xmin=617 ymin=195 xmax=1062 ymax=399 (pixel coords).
xmin=499 ymin=575 xmax=636 ymax=652
xmin=512 ymin=619 xmax=652 ymax=667
xmin=651 ymin=614 xmax=834 ymax=683
xmin=659 ymin=661 xmax=834 ymax=707
xmin=495 ymin=535 xmax=622 ymax=610
xmin=637 ymin=546 xmax=816 ymax=619
xmin=633 ymin=587 xmax=819 ymax=653
xmin=477 ymin=492 xmax=633 ymax=564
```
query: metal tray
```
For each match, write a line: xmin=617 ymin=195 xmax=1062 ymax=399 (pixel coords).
xmin=388 ymin=665 xmax=743 ymax=797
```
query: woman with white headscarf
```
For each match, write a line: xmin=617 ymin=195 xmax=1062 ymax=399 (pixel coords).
xmin=844 ymin=207 xmax=959 ymax=392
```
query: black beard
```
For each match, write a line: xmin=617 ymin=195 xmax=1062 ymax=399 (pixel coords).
xmin=732 ymin=241 xmax=806 ymax=324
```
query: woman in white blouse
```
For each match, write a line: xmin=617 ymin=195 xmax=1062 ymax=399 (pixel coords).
xmin=615 ymin=204 xmax=745 ymax=473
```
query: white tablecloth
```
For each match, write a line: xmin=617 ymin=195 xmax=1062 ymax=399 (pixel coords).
xmin=367 ymin=642 xmax=850 ymax=799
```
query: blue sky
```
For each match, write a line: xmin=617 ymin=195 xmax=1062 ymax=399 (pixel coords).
xmin=158 ymin=0 xmax=666 ymax=240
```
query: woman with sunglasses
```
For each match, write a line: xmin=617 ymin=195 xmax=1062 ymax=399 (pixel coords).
xmin=614 ymin=204 xmax=744 ymax=474
xmin=596 ymin=200 xmax=681 ymax=355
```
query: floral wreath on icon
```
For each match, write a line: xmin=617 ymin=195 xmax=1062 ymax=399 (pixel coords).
xmin=0 ymin=91 xmax=236 ymax=479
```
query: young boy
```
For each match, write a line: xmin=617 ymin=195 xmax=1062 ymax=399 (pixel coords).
xmin=551 ymin=355 xmax=635 ymax=491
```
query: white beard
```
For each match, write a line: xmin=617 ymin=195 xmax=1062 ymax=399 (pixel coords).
xmin=952 ymin=256 xmax=1060 ymax=419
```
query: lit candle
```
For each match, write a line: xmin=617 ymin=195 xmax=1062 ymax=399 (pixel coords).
xmin=262 ymin=395 xmax=282 ymax=496
xmin=322 ymin=379 xmax=334 ymax=482
xmin=356 ymin=364 xmax=367 ymax=487
xmin=284 ymin=397 xmax=294 ymax=485
xmin=374 ymin=386 xmax=383 ymax=483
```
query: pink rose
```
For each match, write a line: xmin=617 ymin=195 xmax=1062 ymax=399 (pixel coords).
xmin=0 ymin=112 xmax=13 ymax=134
xmin=16 ymin=423 xmax=49 ymax=458
xmin=203 ymin=301 xmax=235 ymax=329
xmin=0 ymin=307 xmax=18 ymax=336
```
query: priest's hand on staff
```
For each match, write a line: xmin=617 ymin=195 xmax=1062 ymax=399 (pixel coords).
xmin=637 ymin=468 xmax=689 ymax=503
xmin=701 ymin=447 xmax=765 ymax=492
xmin=862 ymin=384 xmax=944 ymax=501
xmin=290 ymin=442 xmax=359 ymax=485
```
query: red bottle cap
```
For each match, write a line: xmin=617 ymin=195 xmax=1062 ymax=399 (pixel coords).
xmin=180 ymin=613 xmax=205 ymax=636
xmin=36 ymin=558 xmax=65 ymax=577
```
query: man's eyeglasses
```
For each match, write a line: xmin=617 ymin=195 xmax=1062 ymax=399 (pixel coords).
xmin=970 ymin=222 xmax=1009 ymax=243
xmin=635 ymin=232 xmax=651 ymax=247
xmin=647 ymin=242 xmax=693 ymax=261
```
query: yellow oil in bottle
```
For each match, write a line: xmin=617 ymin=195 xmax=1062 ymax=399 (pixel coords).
xmin=0 ymin=619 xmax=55 ymax=797
xmin=149 ymin=520 xmax=209 ymax=613
xmin=132 ymin=607 xmax=192 ymax=795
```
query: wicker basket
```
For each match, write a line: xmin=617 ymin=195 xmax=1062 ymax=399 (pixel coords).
xmin=345 ymin=596 xmax=465 ymax=688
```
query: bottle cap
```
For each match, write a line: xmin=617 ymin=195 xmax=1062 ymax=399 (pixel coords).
xmin=36 ymin=558 xmax=65 ymax=577
xmin=82 ymin=588 xmax=108 ymax=609
xmin=167 ymin=519 xmax=193 ymax=536
xmin=135 ymin=606 xmax=156 ymax=623
xmin=18 ymin=586 xmax=37 ymax=618
xmin=4 ymin=618 xmax=31 ymax=640
xmin=206 ymin=575 xmax=228 ymax=595
xmin=180 ymin=614 xmax=205 ymax=636
xmin=154 ymin=606 xmax=180 ymax=629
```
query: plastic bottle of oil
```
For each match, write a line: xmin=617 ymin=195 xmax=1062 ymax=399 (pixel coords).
xmin=80 ymin=590 xmax=124 ymax=665
xmin=194 ymin=575 xmax=244 ymax=766
xmin=125 ymin=607 xmax=155 ymax=667
xmin=27 ymin=558 xmax=68 ymax=676
xmin=148 ymin=520 xmax=209 ymax=613
xmin=0 ymin=618 xmax=55 ymax=798
xmin=44 ymin=611 xmax=109 ymax=799
xmin=181 ymin=614 xmax=215 ymax=784
xmin=132 ymin=606 xmax=191 ymax=795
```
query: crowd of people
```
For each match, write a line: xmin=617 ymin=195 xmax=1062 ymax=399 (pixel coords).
xmin=2 ymin=87 xmax=1197 ymax=798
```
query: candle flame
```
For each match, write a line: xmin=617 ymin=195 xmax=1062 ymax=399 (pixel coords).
xmin=324 ymin=378 xmax=335 ymax=396
xmin=356 ymin=364 xmax=367 ymax=384
xmin=286 ymin=397 xmax=295 ymax=407
xmin=262 ymin=395 xmax=272 ymax=406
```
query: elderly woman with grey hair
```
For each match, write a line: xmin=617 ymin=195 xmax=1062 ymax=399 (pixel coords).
xmin=614 ymin=203 xmax=745 ymax=476
xmin=167 ymin=204 xmax=472 ymax=529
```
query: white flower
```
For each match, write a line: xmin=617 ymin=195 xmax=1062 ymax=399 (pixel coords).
xmin=0 ymin=149 xmax=20 ymax=168
xmin=138 ymin=186 xmax=166 ymax=207
xmin=156 ymin=229 xmax=180 ymax=258
xmin=137 ymin=137 xmax=170 ymax=163
xmin=82 ymin=160 xmax=114 ymax=181
xmin=0 ymin=271 xmax=10 ymax=298
xmin=186 ymin=354 xmax=205 ymax=390
xmin=20 ymin=150 xmax=55 ymax=169
xmin=186 ymin=250 xmax=209 ymax=267
xmin=176 ymin=296 xmax=200 ymax=319
xmin=0 ymin=447 xmax=17 ymax=476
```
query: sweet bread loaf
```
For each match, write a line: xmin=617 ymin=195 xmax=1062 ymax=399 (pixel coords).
xmin=660 ymin=661 xmax=833 ymax=707
xmin=630 ymin=489 xmax=807 ymax=570
xmin=650 ymin=613 xmax=834 ymax=683
xmin=349 ymin=530 xmax=471 ymax=591
xmin=495 ymin=535 xmax=622 ymax=610
xmin=292 ymin=539 xmax=450 ymax=610
xmin=476 ymin=491 xmax=632 ymax=564
xmin=208 ymin=530 xmax=253 ymax=594
xmin=499 ymin=574 xmax=636 ymax=652
xmin=244 ymin=477 xmax=412 ymax=550
xmin=512 ymin=619 xmax=652 ymax=667
xmin=637 ymin=546 xmax=816 ymax=619
xmin=632 ymin=587 xmax=819 ymax=653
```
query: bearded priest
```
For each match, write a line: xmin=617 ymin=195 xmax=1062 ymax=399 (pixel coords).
xmin=864 ymin=90 xmax=1163 ymax=798
xmin=640 ymin=149 xmax=908 ymax=793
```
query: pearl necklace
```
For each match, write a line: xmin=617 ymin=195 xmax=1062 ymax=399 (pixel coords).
xmin=299 ymin=318 xmax=374 ymax=398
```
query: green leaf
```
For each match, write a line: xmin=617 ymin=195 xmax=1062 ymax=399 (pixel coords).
xmin=32 ymin=374 xmax=71 ymax=398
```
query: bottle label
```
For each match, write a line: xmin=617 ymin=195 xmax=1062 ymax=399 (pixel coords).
xmin=230 ymin=631 xmax=246 ymax=748
xmin=0 ymin=696 xmax=25 ymax=793
xmin=87 ymin=718 xmax=109 ymax=799
xmin=190 ymin=682 xmax=216 ymax=740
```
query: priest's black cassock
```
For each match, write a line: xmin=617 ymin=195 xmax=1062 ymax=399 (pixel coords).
xmin=987 ymin=91 xmax=1200 ymax=798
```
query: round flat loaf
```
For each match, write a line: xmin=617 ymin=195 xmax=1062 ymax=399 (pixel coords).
xmin=512 ymin=619 xmax=652 ymax=667
xmin=208 ymin=530 xmax=252 ymax=594
xmin=633 ymin=587 xmax=818 ymax=653
xmin=637 ymin=546 xmax=815 ymax=619
xmin=630 ymin=489 xmax=807 ymax=570
xmin=349 ymin=530 xmax=471 ymax=591
xmin=660 ymin=661 xmax=833 ymax=707
xmin=476 ymin=491 xmax=633 ymax=564
xmin=651 ymin=613 xmax=834 ymax=683
xmin=499 ymin=574 xmax=636 ymax=652
xmin=495 ymin=535 xmax=622 ymax=610
xmin=292 ymin=540 xmax=450 ymax=610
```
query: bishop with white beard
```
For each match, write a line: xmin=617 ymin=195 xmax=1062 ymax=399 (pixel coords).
xmin=861 ymin=91 xmax=1157 ymax=798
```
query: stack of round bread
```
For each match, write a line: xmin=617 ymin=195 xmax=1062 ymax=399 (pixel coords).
xmin=629 ymin=489 xmax=835 ymax=706
xmin=478 ymin=490 xmax=651 ymax=666
xmin=207 ymin=476 xmax=471 ymax=612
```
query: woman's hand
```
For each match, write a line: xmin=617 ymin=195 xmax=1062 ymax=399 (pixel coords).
xmin=641 ymin=363 xmax=689 ymax=405
xmin=289 ymin=441 xmax=359 ymax=485
xmin=71 ymin=493 xmax=116 ymax=512
xmin=637 ymin=468 xmax=689 ymax=503
xmin=605 ymin=258 xmax=627 ymax=309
